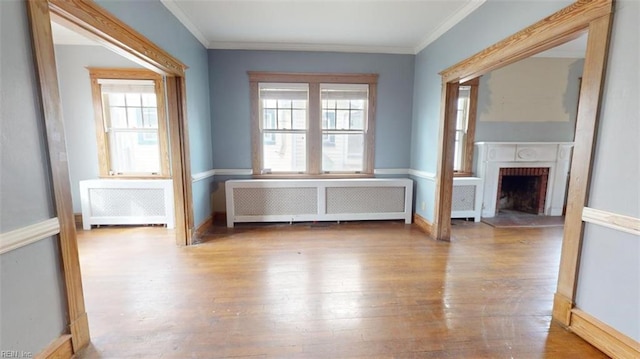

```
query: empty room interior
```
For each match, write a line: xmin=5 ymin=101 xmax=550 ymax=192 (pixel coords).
xmin=1 ymin=0 xmax=638 ymax=358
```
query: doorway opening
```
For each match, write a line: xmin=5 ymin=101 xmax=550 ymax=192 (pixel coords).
xmin=431 ymin=0 xmax=613 ymax=332
xmin=28 ymin=0 xmax=196 ymax=352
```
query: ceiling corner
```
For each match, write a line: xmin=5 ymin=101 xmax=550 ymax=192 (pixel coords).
xmin=160 ymin=0 xmax=209 ymax=48
xmin=413 ymin=0 xmax=486 ymax=54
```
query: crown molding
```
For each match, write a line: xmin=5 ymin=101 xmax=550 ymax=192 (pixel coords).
xmin=208 ymin=41 xmax=415 ymax=55
xmin=160 ymin=0 xmax=209 ymax=48
xmin=414 ymin=0 xmax=486 ymax=54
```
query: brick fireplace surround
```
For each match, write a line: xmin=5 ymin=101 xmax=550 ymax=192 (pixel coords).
xmin=496 ymin=167 xmax=550 ymax=215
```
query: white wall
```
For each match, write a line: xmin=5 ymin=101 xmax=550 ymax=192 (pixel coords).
xmin=575 ymin=0 xmax=640 ymax=342
xmin=54 ymin=44 xmax=142 ymax=213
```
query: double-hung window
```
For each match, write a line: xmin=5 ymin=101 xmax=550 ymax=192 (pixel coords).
xmin=250 ymin=72 xmax=377 ymax=176
xmin=453 ymin=78 xmax=479 ymax=175
xmin=454 ymin=85 xmax=471 ymax=173
xmin=89 ymin=68 xmax=170 ymax=178
xmin=259 ymin=83 xmax=309 ymax=173
xmin=321 ymin=84 xmax=368 ymax=172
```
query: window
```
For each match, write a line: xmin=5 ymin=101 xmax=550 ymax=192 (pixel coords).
xmin=250 ymin=73 xmax=377 ymax=176
xmin=453 ymin=78 xmax=479 ymax=175
xmin=321 ymin=84 xmax=368 ymax=172
xmin=259 ymin=83 xmax=308 ymax=173
xmin=89 ymin=68 xmax=170 ymax=177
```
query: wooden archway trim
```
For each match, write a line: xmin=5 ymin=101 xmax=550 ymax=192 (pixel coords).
xmin=48 ymin=0 xmax=186 ymax=76
xmin=27 ymin=0 xmax=196 ymax=353
xmin=439 ymin=0 xmax=611 ymax=83
xmin=431 ymin=0 xmax=614 ymax=332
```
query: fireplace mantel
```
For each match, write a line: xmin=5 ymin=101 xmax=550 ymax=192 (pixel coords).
xmin=475 ymin=142 xmax=573 ymax=218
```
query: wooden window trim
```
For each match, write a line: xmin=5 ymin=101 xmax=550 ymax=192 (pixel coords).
xmin=249 ymin=72 xmax=378 ymax=177
xmin=89 ymin=68 xmax=170 ymax=178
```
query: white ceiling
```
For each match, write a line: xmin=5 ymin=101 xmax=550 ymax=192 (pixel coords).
xmin=161 ymin=0 xmax=486 ymax=54
xmin=51 ymin=1 xmax=586 ymax=58
xmin=50 ymin=21 xmax=100 ymax=46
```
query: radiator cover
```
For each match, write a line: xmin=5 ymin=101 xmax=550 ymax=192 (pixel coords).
xmin=79 ymin=179 xmax=175 ymax=230
xmin=225 ymin=179 xmax=413 ymax=227
xmin=451 ymin=177 xmax=483 ymax=222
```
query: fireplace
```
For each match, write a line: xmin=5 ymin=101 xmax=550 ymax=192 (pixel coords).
xmin=496 ymin=167 xmax=549 ymax=215
xmin=475 ymin=142 xmax=573 ymax=218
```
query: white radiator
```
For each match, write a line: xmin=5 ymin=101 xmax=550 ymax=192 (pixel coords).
xmin=452 ymin=177 xmax=483 ymax=222
xmin=225 ymin=178 xmax=413 ymax=228
xmin=79 ymin=179 xmax=175 ymax=230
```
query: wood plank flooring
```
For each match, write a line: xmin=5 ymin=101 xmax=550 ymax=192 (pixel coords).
xmin=75 ymin=220 xmax=606 ymax=358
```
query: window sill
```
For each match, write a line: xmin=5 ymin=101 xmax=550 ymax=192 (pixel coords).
xmin=99 ymin=175 xmax=171 ymax=180
xmin=253 ymin=173 xmax=374 ymax=179
xmin=453 ymin=172 xmax=474 ymax=178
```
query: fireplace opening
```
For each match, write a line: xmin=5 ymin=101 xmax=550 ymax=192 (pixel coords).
xmin=497 ymin=167 xmax=549 ymax=215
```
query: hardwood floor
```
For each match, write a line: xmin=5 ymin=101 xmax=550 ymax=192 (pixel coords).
xmin=75 ymin=220 xmax=606 ymax=358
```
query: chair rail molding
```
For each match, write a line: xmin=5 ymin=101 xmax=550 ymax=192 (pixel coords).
xmin=0 ymin=218 xmax=60 ymax=255
xmin=582 ymin=207 xmax=640 ymax=236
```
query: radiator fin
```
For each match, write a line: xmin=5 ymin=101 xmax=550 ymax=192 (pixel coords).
xmin=88 ymin=188 xmax=166 ymax=216
xmin=233 ymin=187 xmax=317 ymax=215
xmin=326 ymin=187 xmax=405 ymax=214
xmin=452 ymin=185 xmax=476 ymax=211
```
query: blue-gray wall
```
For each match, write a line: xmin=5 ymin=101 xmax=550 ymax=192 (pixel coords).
xmin=575 ymin=0 xmax=640 ymax=341
xmin=475 ymin=58 xmax=584 ymax=143
xmin=208 ymin=50 xmax=415 ymax=170
xmin=409 ymin=0 xmax=573 ymax=221
xmin=0 ymin=0 xmax=67 ymax=354
xmin=96 ymin=0 xmax=214 ymax=226
xmin=55 ymin=45 xmax=142 ymax=213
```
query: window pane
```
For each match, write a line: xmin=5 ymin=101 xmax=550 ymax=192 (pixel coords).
xmin=109 ymin=131 xmax=160 ymax=174
xmin=336 ymin=100 xmax=350 ymax=109
xmin=127 ymin=107 xmax=143 ymax=128
xmin=457 ymin=98 xmax=466 ymax=109
xmin=109 ymin=107 xmax=127 ymax=128
xmin=263 ymin=133 xmax=306 ymax=173
xmin=125 ymin=93 xmax=142 ymax=107
xmin=143 ymin=108 xmax=158 ymax=128
xmin=263 ymin=109 xmax=277 ymax=129
xmin=322 ymin=133 xmax=363 ymax=172
xmin=350 ymin=110 xmax=364 ymax=130
xmin=454 ymin=130 xmax=465 ymax=172
xmin=322 ymin=110 xmax=336 ymax=129
xmin=142 ymin=93 xmax=157 ymax=107
xmin=277 ymin=109 xmax=291 ymax=129
xmin=264 ymin=99 xmax=277 ymax=108
xmin=292 ymin=110 xmax=306 ymax=130
xmin=336 ymin=110 xmax=350 ymax=129
xmin=324 ymin=99 xmax=336 ymax=108
xmin=278 ymin=99 xmax=291 ymax=108
xmin=108 ymin=93 xmax=125 ymax=106
xmin=292 ymin=100 xmax=306 ymax=109
xmin=351 ymin=99 xmax=365 ymax=110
